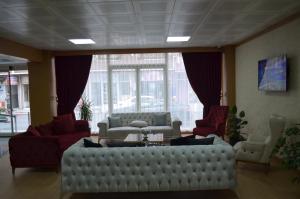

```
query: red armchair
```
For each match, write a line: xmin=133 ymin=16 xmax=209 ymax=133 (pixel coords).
xmin=9 ymin=115 xmax=90 ymax=175
xmin=193 ymin=105 xmax=229 ymax=138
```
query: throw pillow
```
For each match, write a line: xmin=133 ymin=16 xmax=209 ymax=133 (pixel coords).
xmin=153 ymin=113 xmax=167 ymax=126
xmin=170 ymin=136 xmax=214 ymax=146
xmin=26 ymin=125 xmax=40 ymax=136
xmin=52 ymin=113 xmax=75 ymax=134
xmin=36 ymin=122 xmax=53 ymax=136
xmin=108 ymin=116 xmax=122 ymax=128
xmin=106 ymin=140 xmax=145 ymax=147
xmin=188 ymin=137 xmax=215 ymax=145
xmin=83 ymin=139 xmax=102 ymax=148
xmin=129 ymin=120 xmax=148 ymax=128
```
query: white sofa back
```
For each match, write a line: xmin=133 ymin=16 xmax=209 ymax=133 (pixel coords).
xmin=111 ymin=112 xmax=172 ymax=126
xmin=61 ymin=136 xmax=236 ymax=194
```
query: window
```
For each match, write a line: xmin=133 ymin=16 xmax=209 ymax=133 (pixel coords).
xmin=78 ymin=53 xmax=203 ymax=132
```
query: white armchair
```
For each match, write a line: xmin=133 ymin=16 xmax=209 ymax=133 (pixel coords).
xmin=234 ymin=114 xmax=286 ymax=166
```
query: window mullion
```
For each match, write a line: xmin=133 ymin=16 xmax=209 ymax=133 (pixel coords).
xmin=107 ymin=55 xmax=112 ymax=115
xmin=136 ymin=67 xmax=141 ymax=112
xmin=164 ymin=53 xmax=168 ymax=112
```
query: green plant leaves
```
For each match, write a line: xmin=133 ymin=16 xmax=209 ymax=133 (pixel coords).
xmin=227 ymin=105 xmax=248 ymax=140
xmin=239 ymin=111 xmax=245 ymax=118
xmin=231 ymin=105 xmax=237 ymax=114
xmin=271 ymin=126 xmax=300 ymax=183
xmin=80 ymin=96 xmax=92 ymax=121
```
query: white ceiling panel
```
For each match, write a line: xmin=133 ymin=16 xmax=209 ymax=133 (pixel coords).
xmin=100 ymin=14 xmax=136 ymax=24
xmin=0 ymin=0 xmax=298 ymax=50
xmin=205 ymin=14 xmax=238 ymax=24
xmin=213 ymin=0 xmax=252 ymax=13
xmin=254 ymin=0 xmax=298 ymax=12
xmin=174 ymin=0 xmax=213 ymax=14
xmin=139 ymin=14 xmax=171 ymax=23
xmin=133 ymin=0 xmax=174 ymax=14
xmin=171 ymin=14 xmax=203 ymax=24
xmin=0 ymin=0 xmax=41 ymax=7
xmin=91 ymin=1 xmax=133 ymax=15
xmin=0 ymin=8 xmax=25 ymax=22
xmin=50 ymin=4 xmax=97 ymax=17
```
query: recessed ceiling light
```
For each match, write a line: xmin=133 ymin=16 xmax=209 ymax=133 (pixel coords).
xmin=167 ymin=36 xmax=191 ymax=42
xmin=69 ymin=39 xmax=95 ymax=45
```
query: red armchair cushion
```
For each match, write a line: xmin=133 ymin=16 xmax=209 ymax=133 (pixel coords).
xmin=57 ymin=131 xmax=90 ymax=151
xmin=26 ymin=125 xmax=40 ymax=136
xmin=193 ymin=127 xmax=216 ymax=136
xmin=53 ymin=113 xmax=75 ymax=134
xmin=74 ymin=120 xmax=90 ymax=132
xmin=36 ymin=122 xmax=53 ymax=136
xmin=193 ymin=105 xmax=229 ymax=138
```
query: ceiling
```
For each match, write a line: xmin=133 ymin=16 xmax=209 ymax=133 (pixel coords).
xmin=0 ymin=0 xmax=299 ymax=51
xmin=0 ymin=54 xmax=27 ymax=65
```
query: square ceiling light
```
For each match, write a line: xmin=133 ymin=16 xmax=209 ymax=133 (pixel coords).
xmin=167 ymin=36 xmax=191 ymax=42
xmin=69 ymin=39 xmax=95 ymax=44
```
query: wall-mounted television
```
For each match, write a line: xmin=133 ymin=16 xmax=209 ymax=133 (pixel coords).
xmin=258 ymin=55 xmax=287 ymax=91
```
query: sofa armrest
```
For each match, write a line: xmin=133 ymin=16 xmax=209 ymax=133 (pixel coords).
xmin=240 ymin=141 xmax=265 ymax=152
xmin=74 ymin=120 xmax=90 ymax=132
xmin=97 ymin=119 xmax=109 ymax=136
xmin=9 ymin=134 xmax=62 ymax=167
xmin=172 ymin=118 xmax=182 ymax=137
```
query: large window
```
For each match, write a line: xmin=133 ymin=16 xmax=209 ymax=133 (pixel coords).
xmin=0 ymin=70 xmax=31 ymax=134
xmin=76 ymin=53 xmax=203 ymax=131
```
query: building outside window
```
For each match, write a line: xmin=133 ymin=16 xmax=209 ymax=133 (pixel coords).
xmin=0 ymin=70 xmax=30 ymax=134
xmin=76 ymin=53 xmax=203 ymax=132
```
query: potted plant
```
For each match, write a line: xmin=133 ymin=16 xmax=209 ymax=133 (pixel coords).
xmin=79 ymin=97 xmax=92 ymax=121
xmin=272 ymin=126 xmax=300 ymax=183
xmin=226 ymin=105 xmax=248 ymax=146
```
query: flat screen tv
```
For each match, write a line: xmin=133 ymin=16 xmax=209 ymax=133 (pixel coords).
xmin=258 ymin=55 xmax=287 ymax=91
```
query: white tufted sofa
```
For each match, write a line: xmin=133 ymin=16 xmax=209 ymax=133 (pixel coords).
xmin=61 ymin=135 xmax=236 ymax=194
xmin=97 ymin=112 xmax=182 ymax=139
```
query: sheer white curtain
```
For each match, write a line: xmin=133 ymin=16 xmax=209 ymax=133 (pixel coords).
xmin=168 ymin=53 xmax=203 ymax=130
xmin=75 ymin=55 xmax=109 ymax=132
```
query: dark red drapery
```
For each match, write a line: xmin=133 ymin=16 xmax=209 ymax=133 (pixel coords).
xmin=55 ymin=55 xmax=92 ymax=116
xmin=182 ymin=52 xmax=222 ymax=117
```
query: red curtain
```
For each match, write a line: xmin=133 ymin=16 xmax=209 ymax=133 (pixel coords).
xmin=55 ymin=55 xmax=92 ymax=116
xmin=182 ymin=52 xmax=222 ymax=117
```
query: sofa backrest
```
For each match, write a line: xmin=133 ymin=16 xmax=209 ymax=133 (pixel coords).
xmin=111 ymin=112 xmax=171 ymax=126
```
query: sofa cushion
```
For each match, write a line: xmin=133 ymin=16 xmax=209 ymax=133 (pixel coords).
xmin=108 ymin=116 xmax=122 ymax=128
xmin=36 ymin=122 xmax=53 ymax=136
xmin=83 ymin=139 xmax=102 ymax=148
xmin=129 ymin=120 xmax=148 ymax=128
xmin=53 ymin=114 xmax=75 ymax=134
xmin=153 ymin=113 xmax=167 ymax=126
xmin=108 ymin=126 xmax=141 ymax=134
xmin=26 ymin=125 xmax=40 ymax=136
xmin=170 ymin=136 xmax=214 ymax=146
xmin=105 ymin=140 xmax=145 ymax=147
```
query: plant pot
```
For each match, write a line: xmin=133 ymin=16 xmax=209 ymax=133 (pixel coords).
xmin=229 ymin=135 xmax=246 ymax=146
xmin=229 ymin=138 xmax=238 ymax=146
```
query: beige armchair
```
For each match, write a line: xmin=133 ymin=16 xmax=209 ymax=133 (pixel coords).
xmin=234 ymin=114 xmax=286 ymax=167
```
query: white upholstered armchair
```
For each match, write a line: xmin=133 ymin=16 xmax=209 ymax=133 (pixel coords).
xmin=234 ymin=114 xmax=286 ymax=166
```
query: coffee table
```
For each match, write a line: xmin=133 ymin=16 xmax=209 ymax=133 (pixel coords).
xmin=124 ymin=133 xmax=164 ymax=143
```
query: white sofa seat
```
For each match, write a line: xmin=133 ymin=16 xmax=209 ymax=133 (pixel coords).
xmin=61 ymin=135 xmax=236 ymax=194
xmin=98 ymin=112 xmax=182 ymax=139
xmin=108 ymin=126 xmax=141 ymax=134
